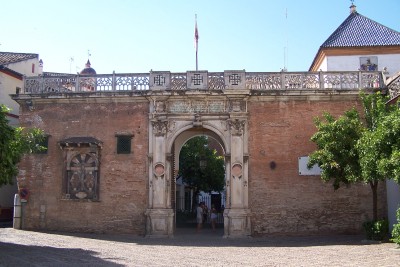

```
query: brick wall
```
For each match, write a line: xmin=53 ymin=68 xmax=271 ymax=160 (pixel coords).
xmin=248 ymin=96 xmax=387 ymax=236
xmin=16 ymin=94 xmax=387 ymax=236
xmin=17 ymin=100 xmax=149 ymax=234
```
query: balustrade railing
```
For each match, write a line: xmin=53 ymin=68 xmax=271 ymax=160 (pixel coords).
xmin=22 ymin=71 xmax=384 ymax=94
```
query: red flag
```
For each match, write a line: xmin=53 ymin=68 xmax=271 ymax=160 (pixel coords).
xmin=194 ymin=14 xmax=199 ymax=52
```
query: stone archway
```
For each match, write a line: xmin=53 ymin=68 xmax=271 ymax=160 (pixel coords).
xmin=172 ymin=128 xmax=225 ymax=230
xmin=145 ymin=96 xmax=251 ymax=238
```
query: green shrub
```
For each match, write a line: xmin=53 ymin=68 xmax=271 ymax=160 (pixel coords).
xmin=363 ymin=219 xmax=389 ymax=241
xmin=391 ymin=207 xmax=400 ymax=246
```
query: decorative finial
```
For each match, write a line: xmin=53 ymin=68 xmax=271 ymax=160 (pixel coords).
xmin=350 ymin=0 xmax=357 ymax=13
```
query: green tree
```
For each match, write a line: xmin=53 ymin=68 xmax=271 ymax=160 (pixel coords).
xmin=308 ymin=92 xmax=397 ymax=221
xmin=391 ymin=207 xmax=400 ymax=246
xmin=308 ymin=108 xmax=363 ymax=189
xmin=0 ymin=104 xmax=44 ymax=186
xmin=178 ymin=136 xmax=225 ymax=196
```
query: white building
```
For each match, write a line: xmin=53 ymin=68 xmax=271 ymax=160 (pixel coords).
xmin=0 ymin=52 xmax=43 ymax=223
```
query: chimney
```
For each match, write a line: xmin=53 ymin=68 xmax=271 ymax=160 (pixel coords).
xmin=350 ymin=3 xmax=357 ymax=13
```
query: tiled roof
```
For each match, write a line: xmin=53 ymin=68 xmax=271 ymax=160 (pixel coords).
xmin=321 ymin=12 xmax=400 ymax=48
xmin=0 ymin=52 xmax=38 ymax=65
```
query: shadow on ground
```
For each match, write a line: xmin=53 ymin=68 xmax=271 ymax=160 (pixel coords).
xmin=0 ymin=241 xmax=123 ymax=267
xmin=23 ymin=226 xmax=375 ymax=248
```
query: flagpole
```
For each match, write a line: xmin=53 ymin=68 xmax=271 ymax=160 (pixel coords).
xmin=195 ymin=14 xmax=199 ymax=71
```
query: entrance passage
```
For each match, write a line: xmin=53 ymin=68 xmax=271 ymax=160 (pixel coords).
xmin=174 ymin=133 xmax=226 ymax=235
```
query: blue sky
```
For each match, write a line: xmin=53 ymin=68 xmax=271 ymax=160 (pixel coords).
xmin=1 ymin=0 xmax=399 ymax=74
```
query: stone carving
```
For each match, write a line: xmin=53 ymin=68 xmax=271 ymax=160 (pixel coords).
xmin=154 ymin=163 xmax=165 ymax=179
xmin=193 ymin=114 xmax=202 ymax=127
xmin=155 ymin=101 xmax=165 ymax=113
xmin=232 ymin=163 xmax=243 ymax=180
xmin=168 ymin=100 xmax=226 ymax=113
xmin=230 ymin=100 xmax=243 ymax=112
xmin=228 ymin=119 xmax=246 ymax=136
xmin=152 ymin=120 xmax=168 ymax=136
xmin=167 ymin=120 xmax=176 ymax=133
xmin=66 ymin=152 xmax=99 ymax=200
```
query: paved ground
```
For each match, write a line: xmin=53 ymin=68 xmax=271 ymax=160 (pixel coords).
xmin=0 ymin=227 xmax=399 ymax=267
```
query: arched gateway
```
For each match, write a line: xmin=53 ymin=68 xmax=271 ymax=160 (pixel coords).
xmin=145 ymin=71 xmax=251 ymax=237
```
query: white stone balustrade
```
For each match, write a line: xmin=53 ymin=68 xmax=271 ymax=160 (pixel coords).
xmin=21 ymin=71 xmax=384 ymax=94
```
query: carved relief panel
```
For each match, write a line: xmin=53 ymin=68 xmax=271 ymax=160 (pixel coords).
xmin=66 ymin=152 xmax=99 ymax=200
xmin=59 ymin=137 xmax=102 ymax=200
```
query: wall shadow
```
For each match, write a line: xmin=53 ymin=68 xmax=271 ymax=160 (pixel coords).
xmin=34 ymin=230 xmax=374 ymax=248
xmin=0 ymin=241 xmax=124 ymax=266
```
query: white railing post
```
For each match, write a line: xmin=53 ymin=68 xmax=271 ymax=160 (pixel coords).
xmin=75 ymin=75 xmax=80 ymax=92
xmin=319 ymin=72 xmax=324 ymax=89
xmin=112 ymin=71 xmax=116 ymax=91
xmin=281 ymin=72 xmax=286 ymax=89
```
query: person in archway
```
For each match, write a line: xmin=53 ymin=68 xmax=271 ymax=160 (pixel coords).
xmin=196 ymin=202 xmax=204 ymax=233
xmin=202 ymin=203 xmax=208 ymax=224
xmin=210 ymin=204 xmax=218 ymax=231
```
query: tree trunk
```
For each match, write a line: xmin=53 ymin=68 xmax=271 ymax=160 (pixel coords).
xmin=369 ymin=181 xmax=378 ymax=221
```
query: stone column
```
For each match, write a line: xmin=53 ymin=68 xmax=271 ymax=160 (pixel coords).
xmin=145 ymin=118 xmax=173 ymax=237
xmin=224 ymin=117 xmax=251 ymax=238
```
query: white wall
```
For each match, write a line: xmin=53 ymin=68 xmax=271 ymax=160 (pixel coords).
xmin=7 ymin=58 xmax=43 ymax=76
xmin=0 ymin=72 xmax=23 ymax=118
xmin=387 ymin=180 xmax=400 ymax=232
xmin=326 ymin=54 xmax=400 ymax=76
xmin=318 ymin=57 xmax=328 ymax=72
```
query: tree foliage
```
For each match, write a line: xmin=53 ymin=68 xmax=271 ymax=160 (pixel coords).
xmin=178 ymin=136 xmax=225 ymax=193
xmin=308 ymin=92 xmax=398 ymax=221
xmin=308 ymin=108 xmax=363 ymax=189
xmin=358 ymin=104 xmax=400 ymax=184
xmin=0 ymin=104 xmax=44 ymax=186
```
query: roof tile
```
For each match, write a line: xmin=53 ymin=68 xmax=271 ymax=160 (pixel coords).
xmin=321 ymin=12 xmax=400 ymax=48
xmin=0 ymin=52 xmax=38 ymax=65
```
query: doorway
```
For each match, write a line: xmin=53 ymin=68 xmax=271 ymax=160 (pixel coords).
xmin=173 ymin=130 xmax=226 ymax=234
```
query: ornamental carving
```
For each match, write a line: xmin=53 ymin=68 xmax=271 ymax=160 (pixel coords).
xmin=167 ymin=120 xmax=176 ymax=133
xmin=154 ymin=163 xmax=165 ymax=179
xmin=229 ymin=100 xmax=244 ymax=112
xmin=228 ymin=119 xmax=246 ymax=136
xmin=232 ymin=163 xmax=243 ymax=180
xmin=155 ymin=101 xmax=165 ymax=113
xmin=152 ymin=120 xmax=168 ymax=136
xmin=66 ymin=152 xmax=99 ymax=200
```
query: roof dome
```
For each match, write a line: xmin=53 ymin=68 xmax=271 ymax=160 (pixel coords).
xmin=80 ymin=59 xmax=96 ymax=75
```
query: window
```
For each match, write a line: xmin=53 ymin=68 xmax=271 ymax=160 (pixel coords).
xmin=116 ymin=135 xmax=132 ymax=154
xmin=35 ymin=135 xmax=49 ymax=154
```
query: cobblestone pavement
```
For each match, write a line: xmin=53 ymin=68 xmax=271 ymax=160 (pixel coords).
xmin=0 ymin=227 xmax=399 ymax=267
